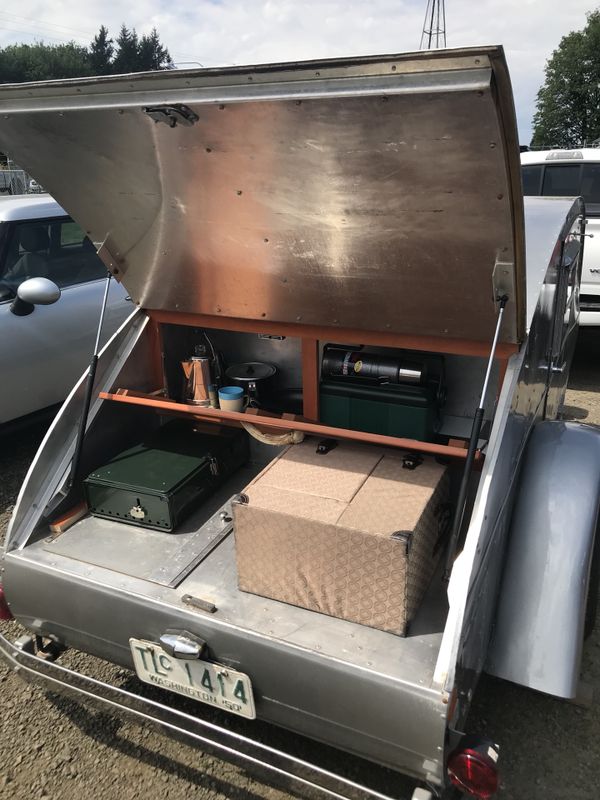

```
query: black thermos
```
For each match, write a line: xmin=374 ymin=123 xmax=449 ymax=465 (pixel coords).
xmin=321 ymin=348 xmax=425 ymax=385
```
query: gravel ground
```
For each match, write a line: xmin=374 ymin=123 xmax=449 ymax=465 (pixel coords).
xmin=1 ymin=330 xmax=599 ymax=800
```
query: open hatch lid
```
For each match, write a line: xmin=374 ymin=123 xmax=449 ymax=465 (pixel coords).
xmin=0 ymin=46 xmax=525 ymax=345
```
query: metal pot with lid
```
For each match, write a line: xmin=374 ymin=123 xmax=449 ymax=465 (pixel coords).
xmin=225 ymin=362 xmax=277 ymax=406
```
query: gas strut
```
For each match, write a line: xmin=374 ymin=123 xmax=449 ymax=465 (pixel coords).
xmin=444 ymin=295 xmax=509 ymax=580
xmin=69 ymin=271 xmax=112 ymax=488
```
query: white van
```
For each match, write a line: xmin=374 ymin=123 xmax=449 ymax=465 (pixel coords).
xmin=521 ymin=149 xmax=600 ymax=325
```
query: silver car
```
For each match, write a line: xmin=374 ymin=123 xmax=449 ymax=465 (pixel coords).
xmin=0 ymin=194 xmax=131 ymax=424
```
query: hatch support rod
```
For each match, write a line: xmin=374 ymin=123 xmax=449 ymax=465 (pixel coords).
xmin=444 ymin=295 xmax=509 ymax=580
xmin=69 ymin=271 xmax=112 ymax=488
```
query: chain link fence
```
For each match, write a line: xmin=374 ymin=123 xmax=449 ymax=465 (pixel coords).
xmin=0 ymin=166 xmax=43 ymax=195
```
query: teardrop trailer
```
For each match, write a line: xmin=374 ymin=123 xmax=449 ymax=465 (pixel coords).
xmin=0 ymin=46 xmax=598 ymax=799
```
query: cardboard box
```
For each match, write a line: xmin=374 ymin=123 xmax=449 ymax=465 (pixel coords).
xmin=233 ymin=438 xmax=450 ymax=636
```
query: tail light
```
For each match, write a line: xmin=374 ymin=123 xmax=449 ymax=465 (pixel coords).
xmin=447 ymin=738 xmax=499 ymax=799
xmin=0 ymin=585 xmax=14 ymax=620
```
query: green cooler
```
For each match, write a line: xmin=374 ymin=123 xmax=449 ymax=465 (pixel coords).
xmin=319 ymin=380 xmax=439 ymax=441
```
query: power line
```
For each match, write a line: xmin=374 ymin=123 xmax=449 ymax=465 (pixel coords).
xmin=0 ymin=24 xmax=89 ymax=45
xmin=0 ymin=11 xmax=95 ymax=39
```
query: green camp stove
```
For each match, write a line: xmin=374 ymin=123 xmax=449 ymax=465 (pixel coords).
xmin=84 ymin=421 xmax=248 ymax=531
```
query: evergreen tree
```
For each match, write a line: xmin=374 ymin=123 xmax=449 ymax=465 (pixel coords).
xmin=532 ymin=10 xmax=600 ymax=148
xmin=89 ymin=25 xmax=114 ymax=75
xmin=138 ymin=28 xmax=173 ymax=71
xmin=112 ymin=25 xmax=140 ymax=74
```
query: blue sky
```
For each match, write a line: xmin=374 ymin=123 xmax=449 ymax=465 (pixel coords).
xmin=0 ymin=1 xmax=597 ymax=143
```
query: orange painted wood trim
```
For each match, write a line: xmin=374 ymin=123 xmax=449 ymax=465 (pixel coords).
xmin=146 ymin=318 xmax=166 ymax=392
xmin=148 ymin=310 xmax=518 ymax=360
xmin=447 ymin=438 xmax=468 ymax=450
xmin=99 ymin=390 xmax=483 ymax=463
xmin=301 ymin=337 xmax=320 ymax=421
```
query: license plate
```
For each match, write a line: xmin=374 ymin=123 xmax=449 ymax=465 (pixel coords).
xmin=130 ymin=638 xmax=256 ymax=719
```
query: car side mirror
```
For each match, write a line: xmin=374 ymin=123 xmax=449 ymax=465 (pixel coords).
xmin=10 ymin=277 xmax=61 ymax=317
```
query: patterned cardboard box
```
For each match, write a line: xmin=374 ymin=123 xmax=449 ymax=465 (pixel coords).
xmin=233 ymin=437 xmax=449 ymax=636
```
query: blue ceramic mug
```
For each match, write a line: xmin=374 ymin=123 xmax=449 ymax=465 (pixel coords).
xmin=218 ymin=386 xmax=245 ymax=412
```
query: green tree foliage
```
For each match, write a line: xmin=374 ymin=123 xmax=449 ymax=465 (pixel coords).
xmin=89 ymin=25 xmax=114 ymax=75
xmin=112 ymin=25 xmax=140 ymax=74
xmin=0 ymin=42 xmax=91 ymax=83
xmin=138 ymin=28 xmax=173 ymax=72
xmin=532 ymin=9 xmax=600 ymax=148
xmin=0 ymin=24 xmax=173 ymax=83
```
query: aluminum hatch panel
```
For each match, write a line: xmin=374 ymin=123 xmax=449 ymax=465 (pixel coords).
xmin=0 ymin=47 xmax=524 ymax=343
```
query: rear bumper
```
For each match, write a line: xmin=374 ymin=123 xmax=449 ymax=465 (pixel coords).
xmin=0 ymin=631 xmax=414 ymax=800
xmin=2 ymin=542 xmax=448 ymax=784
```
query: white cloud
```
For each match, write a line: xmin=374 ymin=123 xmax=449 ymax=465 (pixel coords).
xmin=0 ymin=1 xmax=597 ymax=142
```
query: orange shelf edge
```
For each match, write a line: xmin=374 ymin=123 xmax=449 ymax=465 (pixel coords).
xmin=98 ymin=389 xmax=482 ymax=462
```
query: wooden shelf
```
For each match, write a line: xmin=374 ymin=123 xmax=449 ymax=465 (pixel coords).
xmin=99 ymin=389 xmax=480 ymax=462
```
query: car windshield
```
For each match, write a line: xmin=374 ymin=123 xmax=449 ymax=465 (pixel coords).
xmin=0 ymin=216 xmax=106 ymax=291
xmin=522 ymin=162 xmax=600 ymax=214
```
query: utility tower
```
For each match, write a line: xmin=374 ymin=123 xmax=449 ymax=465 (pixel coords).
xmin=419 ymin=0 xmax=446 ymax=49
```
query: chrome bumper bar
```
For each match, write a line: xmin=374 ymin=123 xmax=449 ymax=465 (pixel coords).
xmin=0 ymin=632 xmax=412 ymax=800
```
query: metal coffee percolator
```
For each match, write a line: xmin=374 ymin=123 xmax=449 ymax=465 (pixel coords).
xmin=181 ymin=345 xmax=212 ymax=406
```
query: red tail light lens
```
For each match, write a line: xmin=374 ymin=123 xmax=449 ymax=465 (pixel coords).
xmin=0 ymin=585 xmax=14 ymax=620
xmin=447 ymin=747 xmax=499 ymax=799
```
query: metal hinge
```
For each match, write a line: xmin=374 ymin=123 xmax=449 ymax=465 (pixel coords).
xmin=570 ymin=216 xmax=593 ymax=239
xmin=539 ymin=359 xmax=567 ymax=375
xmin=573 ymin=217 xmax=593 ymax=239
xmin=492 ymin=258 xmax=514 ymax=312
xmin=144 ymin=104 xmax=199 ymax=128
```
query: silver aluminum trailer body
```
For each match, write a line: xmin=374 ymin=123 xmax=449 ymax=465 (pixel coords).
xmin=0 ymin=46 xmax=596 ymax=797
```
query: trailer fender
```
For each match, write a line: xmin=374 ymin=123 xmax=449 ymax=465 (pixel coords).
xmin=486 ymin=420 xmax=600 ymax=698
